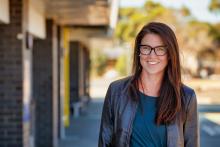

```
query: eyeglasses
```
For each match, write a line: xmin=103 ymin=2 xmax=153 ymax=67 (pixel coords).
xmin=139 ymin=44 xmax=167 ymax=56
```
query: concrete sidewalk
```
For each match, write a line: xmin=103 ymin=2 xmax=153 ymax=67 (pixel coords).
xmin=59 ymin=99 xmax=104 ymax=147
xmin=57 ymin=98 xmax=220 ymax=147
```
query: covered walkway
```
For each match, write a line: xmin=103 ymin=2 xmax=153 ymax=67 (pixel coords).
xmin=59 ymin=99 xmax=103 ymax=147
xmin=0 ymin=0 xmax=119 ymax=147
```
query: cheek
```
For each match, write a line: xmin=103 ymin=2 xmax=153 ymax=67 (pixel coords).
xmin=139 ymin=57 xmax=146 ymax=66
xmin=161 ymin=58 xmax=168 ymax=67
xmin=162 ymin=56 xmax=168 ymax=63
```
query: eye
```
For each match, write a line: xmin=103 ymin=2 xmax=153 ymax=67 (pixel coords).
xmin=155 ymin=47 xmax=166 ymax=51
xmin=141 ymin=46 xmax=151 ymax=50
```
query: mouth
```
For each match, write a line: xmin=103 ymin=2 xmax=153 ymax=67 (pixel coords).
xmin=147 ymin=61 xmax=159 ymax=65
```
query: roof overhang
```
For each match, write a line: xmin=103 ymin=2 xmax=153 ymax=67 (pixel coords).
xmin=0 ymin=0 xmax=10 ymax=24
xmin=27 ymin=0 xmax=118 ymax=38
xmin=43 ymin=0 xmax=111 ymax=26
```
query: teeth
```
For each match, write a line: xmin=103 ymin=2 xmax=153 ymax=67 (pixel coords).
xmin=147 ymin=61 xmax=159 ymax=65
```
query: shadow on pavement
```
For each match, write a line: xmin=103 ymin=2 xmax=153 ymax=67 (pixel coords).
xmin=59 ymin=99 xmax=104 ymax=147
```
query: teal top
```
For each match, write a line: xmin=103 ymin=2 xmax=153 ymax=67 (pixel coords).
xmin=130 ymin=91 xmax=167 ymax=147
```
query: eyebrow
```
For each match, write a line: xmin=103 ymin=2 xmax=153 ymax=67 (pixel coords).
xmin=139 ymin=44 xmax=166 ymax=48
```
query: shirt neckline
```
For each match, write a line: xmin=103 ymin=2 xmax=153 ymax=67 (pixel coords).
xmin=138 ymin=90 xmax=158 ymax=99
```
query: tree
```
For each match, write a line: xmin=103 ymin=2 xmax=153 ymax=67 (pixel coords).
xmin=209 ymin=0 xmax=220 ymax=13
xmin=115 ymin=1 xmax=166 ymax=42
xmin=209 ymin=0 xmax=220 ymax=47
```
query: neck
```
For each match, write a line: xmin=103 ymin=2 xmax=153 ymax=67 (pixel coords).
xmin=139 ymin=71 xmax=164 ymax=96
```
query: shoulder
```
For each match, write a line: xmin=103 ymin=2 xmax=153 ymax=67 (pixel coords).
xmin=108 ymin=76 xmax=133 ymax=92
xmin=104 ymin=76 xmax=133 ymax=109
xmin=181 ymin=84 xmax=197 ymax=110
xmin=182 ymin=84 xmax=195 ymax=96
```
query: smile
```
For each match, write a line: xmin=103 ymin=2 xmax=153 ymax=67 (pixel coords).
xmin=147 ymin=61 xmax=159 ymax=65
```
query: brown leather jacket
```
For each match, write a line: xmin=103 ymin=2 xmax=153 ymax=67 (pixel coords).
xmin=98 ymin=76 xmax=199 ymax=147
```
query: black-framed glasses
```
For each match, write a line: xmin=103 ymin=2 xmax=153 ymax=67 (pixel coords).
xmin=139 ymin=44 xmax=167 ymax=56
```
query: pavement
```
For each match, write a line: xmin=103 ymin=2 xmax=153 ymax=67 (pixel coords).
xmin=199 ymin=108 xmax=220 ymax=147
xmin=59 ymin=99 xmax=104 ymax=147
xmin=58 ymin=100 xmax=220 ymax=147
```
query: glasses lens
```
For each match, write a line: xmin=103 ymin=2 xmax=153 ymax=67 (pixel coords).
xmin=155 ymin=47 xmax=166 ymax=55
xmin=140 ymin=46 xmax=151 ymax=55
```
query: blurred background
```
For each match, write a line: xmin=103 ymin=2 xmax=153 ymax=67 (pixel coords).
xmin=0 ymin=0 xmax=220 ymax=147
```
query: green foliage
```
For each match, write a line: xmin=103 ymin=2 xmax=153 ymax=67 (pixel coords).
xmin=115 ymin=7 xmax=148 ymax=42
xmin=96 ymin=55 xmax=108 ymax=76
xmin=209 ymin=24 xmax=220 ymax=45
xmin=209 ymin=0 xmax=220 ymax=46
xmin=144 ymin=1 xmax=163 ymax=12
xmin=91 ymin=50 xmax=108 ymax=77
xmin=115 ymin=54 xmax=127 ymax=76
xmin=115 ymin=1 xmax=166 ymax=43
xmin=209 ymin=0 xmax=220 ymax=13
xmin=187 ymin=21 xmax=211 ymax=37
xmin=119 ymin=7 xmax=136 ymax=18
xmin=180 ymin=6 xmax=191 ymax=16
xmin=115 ymin=0 xmax=220 ymax=49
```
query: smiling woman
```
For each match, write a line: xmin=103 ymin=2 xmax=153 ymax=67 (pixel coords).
xmin=139 ymin=33 xmax=168 ymax=80
xmin=98 ymin=22 xmax=199 ymax=147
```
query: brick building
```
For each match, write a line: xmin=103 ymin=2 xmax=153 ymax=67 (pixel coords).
xmin=0 ymin=0 xmax=118 ymax=146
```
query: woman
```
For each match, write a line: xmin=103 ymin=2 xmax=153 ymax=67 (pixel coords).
xmin=98 ymin=22 xmax=199 ymax=147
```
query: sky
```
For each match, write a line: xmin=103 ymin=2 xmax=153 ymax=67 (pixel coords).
xmin=119 ymin=0 xmax=220 ymax=23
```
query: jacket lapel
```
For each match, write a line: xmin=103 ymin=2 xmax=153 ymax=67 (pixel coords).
xmin=167 ymin=121 xmax=181 ymax=147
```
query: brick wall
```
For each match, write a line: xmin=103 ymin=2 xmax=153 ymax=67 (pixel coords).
xmin=0 ymin=0 xmax=23 ymax=146
xmin=33 ymin=19 xmax=53 ymax=147
xmin=70 ymin=42 xmax=80 ymax=104
xmin=69 ymin=42 xmax=90 ymax=102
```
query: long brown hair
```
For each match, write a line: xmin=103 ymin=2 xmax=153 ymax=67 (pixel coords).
xmin=130 ymin=22 xmax=184 ymax=125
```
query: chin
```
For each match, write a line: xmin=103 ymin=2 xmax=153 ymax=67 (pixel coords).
xmin=143 ymin=68 xmax=165 ymax=75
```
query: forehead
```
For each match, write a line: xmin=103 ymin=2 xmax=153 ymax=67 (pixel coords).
xmin=141 ymin=33 xmax=164 ymax=46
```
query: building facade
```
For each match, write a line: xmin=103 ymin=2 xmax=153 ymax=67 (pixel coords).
xmin=0 ymin=0 xmax=119 ymax=146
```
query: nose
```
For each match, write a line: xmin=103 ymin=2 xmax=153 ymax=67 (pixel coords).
xmin=148 ymin=49 xmax=157 ymax=56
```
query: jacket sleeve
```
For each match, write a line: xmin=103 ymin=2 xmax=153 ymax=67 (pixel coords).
xmin=98 ymin=84 xmax=114 ymax=147
xmin=184 ymin=90 xmax=200 ymax=147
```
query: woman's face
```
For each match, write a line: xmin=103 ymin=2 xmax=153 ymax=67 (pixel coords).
xmin=139 ymin=33 xmax=168 ymax=76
